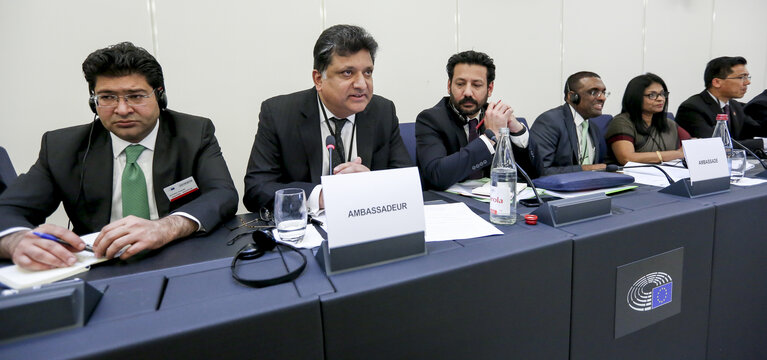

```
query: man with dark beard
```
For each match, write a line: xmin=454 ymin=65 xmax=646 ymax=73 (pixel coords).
xmin=415 ymin=51 xmax=539 ymax=190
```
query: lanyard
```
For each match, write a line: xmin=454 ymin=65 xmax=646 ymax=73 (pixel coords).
xmin=319 ymin=94 xmax=356 ymax=163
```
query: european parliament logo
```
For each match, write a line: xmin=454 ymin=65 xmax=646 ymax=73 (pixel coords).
xmin=627 ymin=272 xmax=673 ymax=311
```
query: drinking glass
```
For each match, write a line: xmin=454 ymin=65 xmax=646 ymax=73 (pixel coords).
xmin=273 ymin=188 xmax=307 ymax=242
xmin=729 ymin=149 xmax=747 ymax=183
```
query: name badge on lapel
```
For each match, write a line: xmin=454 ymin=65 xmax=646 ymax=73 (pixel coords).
xmin=163 ymin=177 xmax=199 ymax=202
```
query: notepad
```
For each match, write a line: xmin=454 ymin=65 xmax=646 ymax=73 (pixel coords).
xmin=0 ymin=233 xmax=107 ymax=289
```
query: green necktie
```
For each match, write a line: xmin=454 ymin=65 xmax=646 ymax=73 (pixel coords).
xmin=122 ymin=144 xmax=150 ymax=219
xmin=579 ymin=121 xmax=591 ymax=165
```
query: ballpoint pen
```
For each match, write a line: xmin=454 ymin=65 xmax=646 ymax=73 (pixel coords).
xmin=32 ymin=232 xmax=93 ymax=253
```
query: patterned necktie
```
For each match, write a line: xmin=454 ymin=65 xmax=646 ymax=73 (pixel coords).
xmin=330 ymin=117 xmax=347 ymax=169
xmin=579 ymin=121 xmax=591 ymax=165
xmin=122 ymin=144 xmax=150 ymax=219
xmin=468 ymin=118 xmax=479 ymax=142
xmin=467 ymin=118 xmax=483 ymax=179
xmin=723 ymin=104 xmax=731 ymax=131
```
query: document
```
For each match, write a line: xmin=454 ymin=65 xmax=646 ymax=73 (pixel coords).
xmin=272 ymin=222 xmax=325 ymax=249
xmin=0 ymin=233 xmax=107 ymax=289
xmin=424 ymin=202 xmax=503 ymax=242
xmin=731 ymin=177 xmax=767 ymax=186
xmin=446 ymin=178 xmax=529 ymax=202
xmin=621 ymin=161 xmax=690 ymax=187
xmin=543 ymin=185 xmax=637 ymax=199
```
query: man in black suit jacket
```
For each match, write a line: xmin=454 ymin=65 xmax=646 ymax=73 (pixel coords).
xmin=0 ymin=42 xmax=238 ymax=270
xmin=531 ymin=72 xmax=609 ymax=175
xmin=677 ymin=56 xmax=766 ymax=153
xmin=745 ymin=89 xmax=767 ymax=128
xmin=244 ymin=25 xmax=411 ymax=212
xmin=416 ymin=50 xmax=539 ymax=190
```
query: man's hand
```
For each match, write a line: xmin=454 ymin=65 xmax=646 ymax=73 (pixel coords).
xmin=0 ymin=224 xmax=86 ymax=270
xmin=333 ymin=157 xmax=370 ymax=175
xmin=485 ymin=100 xmax=522 ymax=136
xmin=93 ymin=215 xmax=196 ymax=259
xmin=582 ymin=164 xmax=607 ymax=171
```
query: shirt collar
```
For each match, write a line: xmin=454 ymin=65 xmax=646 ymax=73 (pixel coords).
xmin=317 ymin=95 xmax=356 ymax=124
xmin=706 ymin=90 xmax=729 ymax=109
xmin=110 ymin=119 xmax=160 ymax=159
xmin=569 ymin=104 xmax=587 ymax=126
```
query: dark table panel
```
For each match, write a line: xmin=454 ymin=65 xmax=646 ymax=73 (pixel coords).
xmin=564 ymin=191 xmax=715 ymax=360
xmin=1 ymin=214 xmax=333 ymax=360
xmin=320 ymin=214 xmax=573 ymax=360
xmin=699 ymin=181 xmax=767 ymax=359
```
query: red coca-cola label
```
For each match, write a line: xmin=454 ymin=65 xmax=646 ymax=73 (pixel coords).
xmin=716 ymin=114 xmax=728 ymax=121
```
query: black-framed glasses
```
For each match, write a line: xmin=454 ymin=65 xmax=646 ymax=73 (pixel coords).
xmin=586 ymin=89 xmax=610 ymax=98
xmin=724 ymin=75 xmax=751 ymax=82
xmin=644 ymin=91 xmax=669 ymax=100
xmin=92 ymin=89 xmax=156 ymax=108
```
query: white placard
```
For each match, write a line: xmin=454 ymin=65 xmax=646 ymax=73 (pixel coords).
xmin=321 ymin=167 xmax=424 ymax=249
xmin=682 ymin=138 xmax=729 ymax=183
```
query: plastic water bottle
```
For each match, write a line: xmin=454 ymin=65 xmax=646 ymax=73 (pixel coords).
xmin=711 ymin=113 xmax=733 ymax=173
xmin=712 ymin=113 xmax=733 ymax=156
xmin=489 ymin=127 xmax=517 ymax=225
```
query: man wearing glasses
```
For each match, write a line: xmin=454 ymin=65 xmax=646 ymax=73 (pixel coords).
xmin=677 ymin=56 xmax=766 ymax=154
xmin=0 ymin=42 xmax=238 ymax=270
xmin=530 ymin=71 xmax=609 ymax=175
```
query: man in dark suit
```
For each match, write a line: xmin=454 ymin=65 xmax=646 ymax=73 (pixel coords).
xmin=416 ymin=50 xmax=539 ymax=190
xmin=0 ymin=42 xmax=238 ymax=270
xmin=530 ymin=71 xmax=609 ymax=175
xmin=677 ymin=56 xmax=766 ymax=153
xmin=244 ymin=25 xmax=411 ymax=212
xmin=745 ymin=89 xmax=767 ymax=128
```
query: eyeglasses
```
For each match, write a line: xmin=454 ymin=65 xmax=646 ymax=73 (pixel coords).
xmin=92 ymin=90 xmax=156 ymax=108
xmin=586 ymin=89 xmax=610 ymax=98
xmin=724 ymin=75 xmax=751 ymax=82
xmin=226 ymin=208 xmax=275 ymax=245
xmin=227 ymin=208 xmax=274 ymax=231
xmin=644 ymin=91 xmax=669 ymax=100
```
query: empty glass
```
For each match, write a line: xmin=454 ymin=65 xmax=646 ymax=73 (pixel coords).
xmin=274 ymin=188 xmax=307 ymax=242
xmin=729 ymin=149 xmax=747 ymax=183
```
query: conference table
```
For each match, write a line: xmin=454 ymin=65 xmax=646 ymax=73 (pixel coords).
xmin=1 ymin=176 xmax=766 ymax=359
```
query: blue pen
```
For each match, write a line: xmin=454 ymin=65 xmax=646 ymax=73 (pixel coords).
xmin=33 ymin=232 xmax=93 ymax=253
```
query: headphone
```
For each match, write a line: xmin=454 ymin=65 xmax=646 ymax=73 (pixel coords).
xmin=230 ymin=229 xmax=307 ymax=288
xmin=89 ymin=87 xmax=168 ymax=113
xmin=566 ymin=81 xmax=580 ymax=105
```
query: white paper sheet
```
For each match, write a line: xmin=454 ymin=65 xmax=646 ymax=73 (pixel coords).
xmin=0 ymin=233 xmax=107 ymax=289
xmin=424 ymin=202 xmax=503 ymax=242
xmin=621 ymin=161 xmax=691 ymax=187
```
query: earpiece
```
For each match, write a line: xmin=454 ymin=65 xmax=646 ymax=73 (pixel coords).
xmin=156 ymin=87 xmax=168 ymax=109
xmin=230 ymin=229 xmax=306 ymax=288
xmin=566 ymin=82 xmax=580 ymax=105
xmin=88 ymin=94 xmax=97 ymax=114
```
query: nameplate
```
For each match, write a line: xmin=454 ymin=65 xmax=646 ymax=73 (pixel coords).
xmin=322 ymin=167 xmax=425 ymax=250
xmin=682 ymin=138 xmax=728 ymax=183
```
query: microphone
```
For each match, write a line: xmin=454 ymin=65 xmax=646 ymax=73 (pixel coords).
xmin=607 ymin=163 xmax=675 ymax=185
xmin=325 ymin=135 xmax=336 ymax=176
xmin=484 ymin=129 xmax=545 ymax=206
xmin=731 ymin=138 xmax=767 ymax=170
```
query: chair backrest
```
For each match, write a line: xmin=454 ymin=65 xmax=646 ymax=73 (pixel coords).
xmin=0 ymin=146 xmax=18 ymax=194
xmin=399 ymin=122 xmax=417 ymax=165
xmin=589 ymin=115 xmax=612 ymax=162
xmin=590 ymin=114 xmax=613 ymax=136
xmin=666 ymin=111 xmax=675 ymax=121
